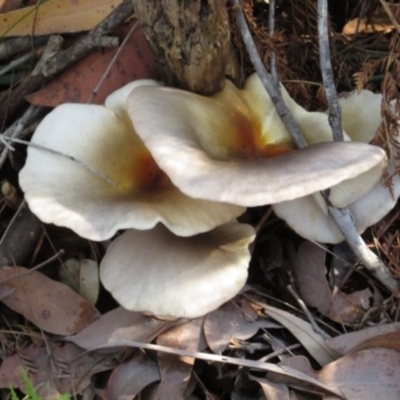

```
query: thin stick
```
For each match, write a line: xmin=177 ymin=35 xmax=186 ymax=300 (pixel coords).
xmin=316 ymin=0 xmax=397 ymax=291
xmin=268 ymin=0 xmax=279 ymax=87
xmin=0 ymin=250 xmax=65 ymax=286
xmin=317 ymin=0 xmax=343 ymax=141
xmin=0 ymin=135 xmax=116 ymax=186
xmin=89 ymin=339 xmax=343 ymax=397
xmin=87 ymin=20 xmax=139 ymax=104
xmin=0 ymin=105 xmax=42 ymax=169
xmin=233 ymin=0 xmax=307 ymax=149
xmin=328 ymin=206 xmax=397 ymax=290
xmin=0 ymin=200 xmax=26 ymax=248
xmin=287 ymin=284 xmax=331 ymax=340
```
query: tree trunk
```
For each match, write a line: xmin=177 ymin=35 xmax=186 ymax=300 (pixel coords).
xmin=131 ymin=0 xmax=239 ymax=95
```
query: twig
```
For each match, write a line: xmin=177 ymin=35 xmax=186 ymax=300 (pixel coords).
xmin=379 ymin=0 xmax=400 ymax=35
xmin=0 ymin=52 xmax=35 ymax=77
xmin=287 ymin=284 xmax=331 ymax=340
xmin=89 ymin=340 xmax=343 ymax=398
xmin=0 ymin=0 xmax=134 ymax=123
xmin=328 ymin=207 xmax=397 ymax=290
xmin=0 ymin=200 xmax=26 ymax=249
xmin=0 ymin=135 xmax=116 ymax=186
xmin=317 ymin=0 xmax=343 ymax=142
xmin=233 ymin=0 xmax=307 ymax=149
xmin=317 ymin=0 xmax=397 ymax=291
xmin=0 ymin=250 xmax=65 ymax=286
xmin=87 ymin=20 xmax=139 ymax=103
xmin=268 ymin=0 xmax=279 ymax=87
xmin=0 ymin=36 xmax=48 ymax=61
xmin=0 ymin=105 xmax=42 ymax=169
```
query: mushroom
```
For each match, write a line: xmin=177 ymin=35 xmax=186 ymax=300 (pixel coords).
xmin=19 ymin=81 xmax=245 ymax=241
xmin=272 ymin=90 xmax=399 ymax=243
xmin=126 ymin=74 xmax=386 ymax=208
xmin=100 ymin=222 xmax=255 ymax=318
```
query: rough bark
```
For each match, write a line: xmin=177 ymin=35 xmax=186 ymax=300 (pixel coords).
xmin=132 ymin=0 xmax=239 ymax=94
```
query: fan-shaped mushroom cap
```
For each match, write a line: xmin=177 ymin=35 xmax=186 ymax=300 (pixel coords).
xmin=272 ymin=89 xmax=396 ymax=243
xmin=273 ymin=173 xmax=400 ymax=243
xmin=19 ymin=81 xmax=244 ymax=241
xmin=127 ymin=74 xmax=386 ymax=207
xmin=100 ymin=222 xmax=255 ymax=318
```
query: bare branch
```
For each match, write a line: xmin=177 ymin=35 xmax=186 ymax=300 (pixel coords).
xmin=233 ymin=0 xmax=308 ymax=149
xmin=317 ymin=0 xmax=343 ymax=141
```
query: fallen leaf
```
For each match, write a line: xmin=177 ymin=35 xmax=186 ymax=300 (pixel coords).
xmin=107 ymin=351 xmax=160 ymax=400
xmin=0 ymin=0 xmax=124 ymax=37
xmin=26 ymin=20 xmax=160 ymax=106
xmin=249 ymin=375 xmax=290 ymax=400
xmin=351 ymin=332 xmax=400 ymax=353
xmin=294 ymin=241 xmax=371 ymax=324
xmin=154 ymin=318 xmax=204 ymax=400
xmin=318 ymin=348 xmax=400 ymax=400
xmin=326 ymin=322 xmax=400 ymax=355
xmin=0 ymin=266 xmax=100 ymax=335
xmin=0 ymin=0 xmax=20 ymax=13
xmin=0 ymin=342 xmax=113 ymax=398
xmin=66 ymin=307 xmax=179 ymax=350
xmin=204 ymin=301 xmax=275 ymax=354
xmin=263 ymin=304 xmax=338 ymax=367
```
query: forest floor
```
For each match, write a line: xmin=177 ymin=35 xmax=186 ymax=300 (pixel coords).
xmin=0 ymin=0 xmax=400 ymax=399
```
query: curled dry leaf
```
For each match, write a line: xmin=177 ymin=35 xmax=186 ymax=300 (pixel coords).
xmin=326 ymin=322 xmax=400 ymax=356
xmin=204 ymin=301 xmax=274 ymax=354
xmin=293 ymin=241 xmax=372 ymax=324
xmin=107 ymin=351 xmax=160 ymax=400
xmin=59 ymin=258 xmax=99 ymax=305
xmin=262 ymin=304 xmax=338 ymax=367
xmin=26 ymin=20 xmax=160 ymax=107
xmin=0 ymin=266 xmax=100 ymax=335
xmin=66 ymin=307 xmax=179 ymax=351
xmin=318 ymin=348 xmax=400 ymax=400
xmin=249 ymin=375 xmax=290 ymax=400
xmin=155 ymin=318 xmax=204 ymax=400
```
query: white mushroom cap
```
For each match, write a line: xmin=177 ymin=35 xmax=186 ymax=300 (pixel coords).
xmin=339 ymin=90 xmax=383 ymax=143
xmin=19 ymin=81 xmax=244 ymax=241
xmin=273 ymin=174 xmax=400 ymax=244
xmin=100 ymin=222 xmax=256 ymax=318
xmin=127 ymin=74 xmax=386 ymax=207
xmin=272 ymin=89 xmax=395 ymax=243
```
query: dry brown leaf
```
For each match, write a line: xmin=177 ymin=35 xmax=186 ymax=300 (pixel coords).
xmin=0 ymin=284 xmax=14 ymax=300
xmin=0 ymin=0 xmax=124 ymax=37
xmin=263 ymin=304 xmax=338 ymax=367
xmin=0 ymin=342 xmax=113 ymax=398
xmin=0 ymin=266 xmax=100 ymax=335
xmin=66 ymin=307 xmax=179 ymax=351
xmin=249 ymin=375 xmax=290 ymax=400
xmin=107 ymin=351 xmax=160 ymax=400
xmin=294 ymin=241 xmax=371 ymax=324
xmin=351 ymin=332 xmax=400 ymax=353
xmin=326 ymin=323 xmax=400 ymax=355
xmin=204 ymin=301 xmax=273 ymax=354
xmin=318 ymin=348 xmax=400 ymax=400
xmin=0 ymin=0 xmax=20 ymax=13
xmin=26 ymin=20 xmax=159 ymax=106
xmin=154 ymin=318 xmax=204 ymax=400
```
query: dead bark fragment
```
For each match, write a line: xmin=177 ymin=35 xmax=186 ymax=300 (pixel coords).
xmin=132 ymin=0 xmax=239 ymax=94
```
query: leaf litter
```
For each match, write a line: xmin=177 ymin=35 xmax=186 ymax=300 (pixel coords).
xmin=1 ymin=0 xmax=400 ymax=399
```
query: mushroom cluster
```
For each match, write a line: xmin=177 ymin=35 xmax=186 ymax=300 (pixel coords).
xmin=19 ymin=74 xmax=390 ymax=318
